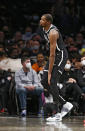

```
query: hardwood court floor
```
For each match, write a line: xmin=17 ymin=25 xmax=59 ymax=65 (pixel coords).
xmin=0 ymin=116 xmax=85 ymax=131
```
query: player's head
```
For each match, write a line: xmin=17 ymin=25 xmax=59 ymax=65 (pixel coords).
xmin=40 ymin=14 xmax=53 ymax=27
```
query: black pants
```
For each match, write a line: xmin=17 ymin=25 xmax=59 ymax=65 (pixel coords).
xmin=0 ymin=91 xmax=8 ymax=110
xmin=65 ymin=83 xmax=82 ymax=102
xmin=41 ymin=50 xmax=68 ymax=106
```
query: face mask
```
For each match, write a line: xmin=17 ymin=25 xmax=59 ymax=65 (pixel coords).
xmin=81 ymin=60 xmax=85 ymax=66
xmin=25 ymin=32 xmax=32 ymax=37
xmin=32 ymin=45 xmax=39 ymax=50
xmin=26 ymin=62 xmax=31 ymax=70
xmin=65 ymin=64 xmax=71 ymax=70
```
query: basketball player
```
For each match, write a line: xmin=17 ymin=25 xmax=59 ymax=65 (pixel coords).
xmin=40 ymin=14 xmax=73 ymax=121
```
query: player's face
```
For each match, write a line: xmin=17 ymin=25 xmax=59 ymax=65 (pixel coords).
xmin=40 ymin=16 xmax=47 ymax=27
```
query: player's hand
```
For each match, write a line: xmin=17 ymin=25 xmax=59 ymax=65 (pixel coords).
xmin=48 ymin=72 xmax=51 ymax=85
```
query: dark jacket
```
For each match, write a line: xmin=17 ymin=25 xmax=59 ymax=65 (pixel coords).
xmin=59 ymin=69 xmax=76 ymax=84
xmin=76 ymin=69 xmax=85 ymax=88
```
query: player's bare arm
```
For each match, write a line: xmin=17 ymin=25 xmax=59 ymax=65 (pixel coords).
xmin=48 ymin=29 xmax=59 ymax=74
xmin=48 ymin=30 xmax=59 ymax=85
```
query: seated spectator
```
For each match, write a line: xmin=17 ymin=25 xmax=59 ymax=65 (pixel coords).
xmin=21 ymin=48 xmax=30 ymax=58
xmin=32 ymin=53 xmax=46 ymax=73
xmin=75 ymin=32 xmax=84 ymax=49
xmin=22 ymin=26 xmax=32 ymax=41
xmin=0 ymin=70 xmax=12 ymax=113
xmin=76 ymin=56 xmax=85 ymax=93
xmin=31 ymin=33 xmax=42 ymax=42
xmin=8 ymin=48 xmax=20 ymax=59
xmin=4 ymin=39 xmax=17 ymax=52
xmin=26 ymin=39 xmax=34 ymax=50
xmin=13 ymin=31 xmax=22 ymax=42
xmin=75 ymin=56 xmax=85 ymax=114
xmin=30 ymin=40 xmax=41 ymax=64
xmin=17 ymin=39 xmax=26 ymax=50
xmin=74 ymin=61 xmax=82 ymax=70
xmin=59 ymin=59 xmax=85 ymax=114
xmin=15 ymin=56 xmax=44 ymax=117
xmin=65 ymin=36 xmax=76 ymax=50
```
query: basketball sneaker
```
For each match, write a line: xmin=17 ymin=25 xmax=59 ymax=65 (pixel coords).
xmin=46 ymin=113 xmax=62 ymax=122
xmin=21 ymin=110 xmax=27 ymax=117
xmin=46 ymin=102 xmax=73 ymax=122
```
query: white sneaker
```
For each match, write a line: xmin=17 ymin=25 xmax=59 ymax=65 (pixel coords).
xmin=61 ymin=102 xmax=73 ymax=117
xmin=21 ymin=110 xmax=27 ymax=117
xmin=55 ymin=113 xmax=62 ymax=121
xmin=46 ymin=113 xmax=62 ymax=122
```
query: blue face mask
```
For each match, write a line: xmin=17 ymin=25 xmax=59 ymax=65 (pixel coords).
xmin=29 ymin=46 xmax=39 ymax=51
xmin=32 ymin=45 xmax=39 ymax=50
xmin=25 ymin=32 xmax=32 ymax=37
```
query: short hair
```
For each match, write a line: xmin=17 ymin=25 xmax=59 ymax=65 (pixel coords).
xmin=21 ymin=56 xmax=30 ymax=64
xmin=42 ymin=14 xmax=53 ymax=23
